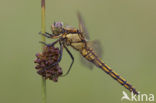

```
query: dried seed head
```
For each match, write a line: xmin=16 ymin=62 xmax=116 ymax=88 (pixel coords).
xmin=34 ymin=45 xmax=63 ymax=82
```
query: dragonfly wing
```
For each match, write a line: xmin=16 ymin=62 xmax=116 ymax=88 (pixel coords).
xmin=77 ymin=12 xmax=103 ymax=69
xmin=80 ymin=54 xmax=94 ymax=69
xmin=77 ymin=12 xmax=90 ymax=40
xmin=87 ymin=40 xmax=103 ymax=58
xmin=79 ymin=40 xmax=103 ymax=69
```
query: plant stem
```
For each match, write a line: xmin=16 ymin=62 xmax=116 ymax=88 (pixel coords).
xmin=41 ymin=0 xmax=46 ymax=103
xmin=41 ymin=77 xmax=46 ymax=103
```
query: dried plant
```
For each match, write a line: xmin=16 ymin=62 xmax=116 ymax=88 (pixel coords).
xmin=34 ymin=45 xmax=63 ymax=82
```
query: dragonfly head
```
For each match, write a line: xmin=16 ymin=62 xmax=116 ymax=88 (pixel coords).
xmin=51 ymin=22 xmax=63 ymax=36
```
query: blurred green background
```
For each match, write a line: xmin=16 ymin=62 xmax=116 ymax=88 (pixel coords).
xmin=0 ymin=0 xmax=156 ymax=103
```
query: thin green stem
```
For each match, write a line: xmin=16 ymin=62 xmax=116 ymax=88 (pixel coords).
xmin=41 ymin=77 xmax=46 ymax=103
xmin=41 ymin=0 xmax=46 ymax=103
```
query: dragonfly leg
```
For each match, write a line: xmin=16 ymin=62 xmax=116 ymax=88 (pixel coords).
xmin=61 ymin=44 xmax=74 ymax=77
xmin=39 ymin=39 xmax=60 ymax=47
xmin=39 ymin=41 xmax=48 ymax=46
xmin=44 ymin=41 xmax=63 ymax=69
xmin=38 ymin=32 xmax=54 ymax=38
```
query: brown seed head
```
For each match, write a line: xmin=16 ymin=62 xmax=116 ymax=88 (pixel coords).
xmin=34 ymin=45 xmax=62 ymax=82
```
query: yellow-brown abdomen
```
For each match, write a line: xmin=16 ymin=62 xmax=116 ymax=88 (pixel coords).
xmin=81 ymin=47 xmax=138 ymax=95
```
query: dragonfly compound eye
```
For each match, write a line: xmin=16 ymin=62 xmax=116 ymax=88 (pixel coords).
xmin=54 ymin=22 xmax=63 ymax=28
xmin=51 ymin=22 xmax=64 ymax=35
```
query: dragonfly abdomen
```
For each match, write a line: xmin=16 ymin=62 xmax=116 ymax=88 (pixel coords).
xmin=81 ymin=47 xmax=138 ymax=95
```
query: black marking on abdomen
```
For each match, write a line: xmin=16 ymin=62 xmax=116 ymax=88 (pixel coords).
xmin=84 ymin=48 xmax=138 ymax=95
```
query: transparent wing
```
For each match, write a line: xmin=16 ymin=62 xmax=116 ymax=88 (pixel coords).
xmin=80 ymin=55 xmax=94 ymax=69
xmin=80 ymin=40 xmax=103 ymax=69
xmin=87 ymin=40 xmax=103 ymax=58
xmin=77 ymin=12 xmax=103 ymax=69
xmin=77 ymin=12 xmax=90 ymax=40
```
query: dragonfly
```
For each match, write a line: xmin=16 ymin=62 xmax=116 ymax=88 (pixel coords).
xmin=40 ymin=12 xmax=138 ymax=95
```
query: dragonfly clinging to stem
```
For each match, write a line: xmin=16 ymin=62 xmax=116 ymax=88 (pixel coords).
xmin=40 ymin=12 xmax=138 ymax=95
